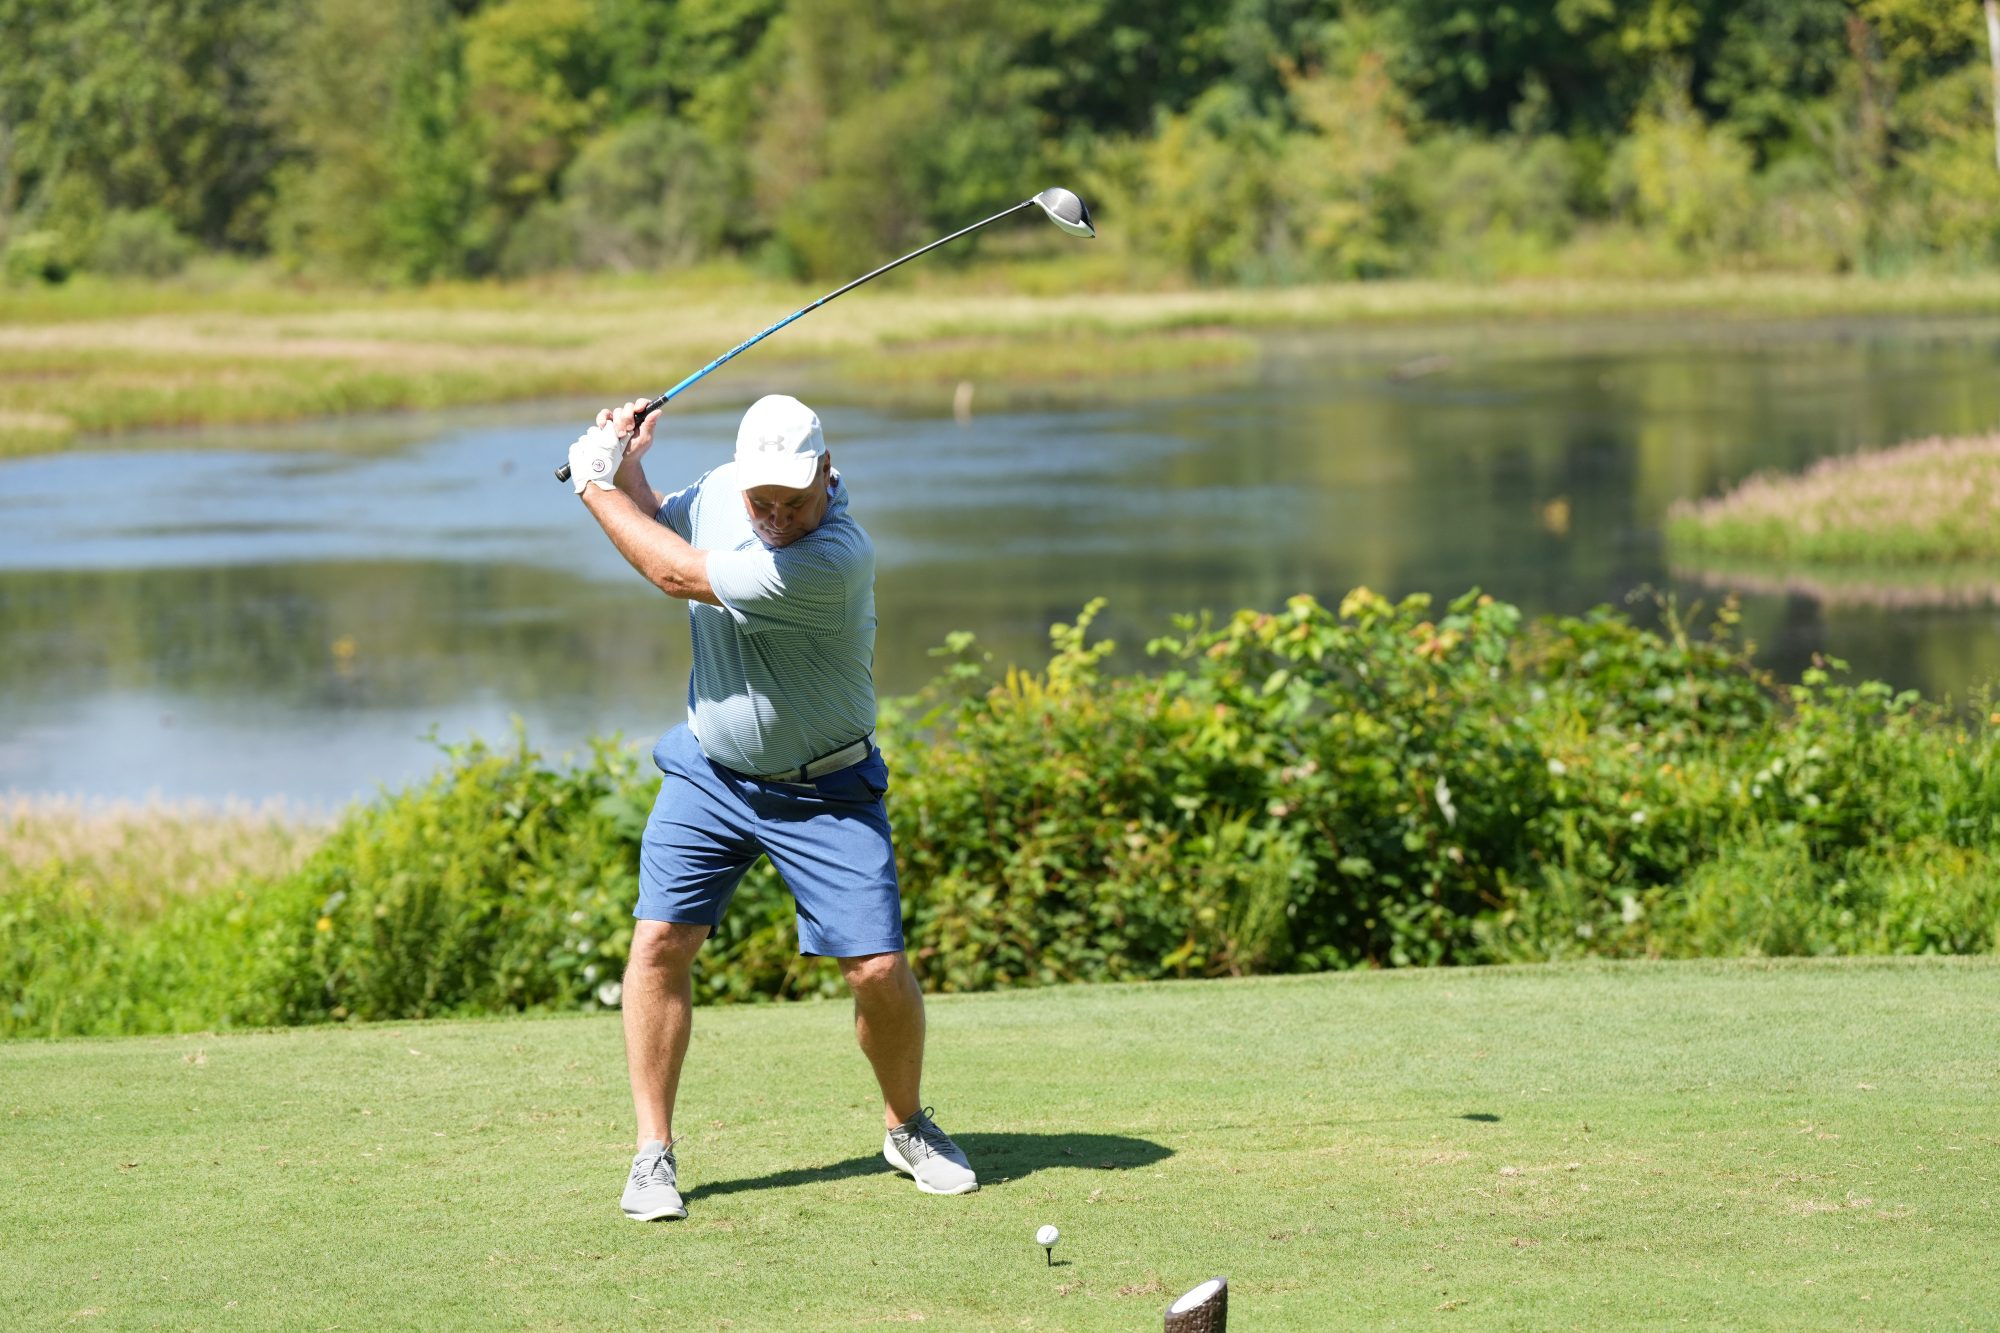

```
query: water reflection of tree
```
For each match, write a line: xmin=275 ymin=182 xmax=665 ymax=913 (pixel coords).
xmin=0 ymin=562 xmax=693 ymax=712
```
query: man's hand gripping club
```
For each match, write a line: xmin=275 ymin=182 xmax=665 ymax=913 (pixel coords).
xmin=568 ymin=399 xmax=661 ymax=496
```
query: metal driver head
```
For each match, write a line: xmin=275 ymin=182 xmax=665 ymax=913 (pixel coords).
xmin=1033 ymin=188 xmax=1095 ymax=238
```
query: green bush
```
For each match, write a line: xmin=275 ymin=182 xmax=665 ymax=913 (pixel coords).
xmin=500 ymin=116 xmax=731 ymax=277
xmin=279 ymin=733 xmax=641 ymax=1023
xmin=5 ymin=592 xmax=1998 ymax=1037
xmin=0 ymin=859 xmax=314 ymax=1038
xmin=1128 ymin=87 xmax=1290 ymax=285
xmin=3 ymin=231 xmax=76 ymax=285
xmin=1406 ymin=133 xmax=1580 ymax=278
xmin=1606 ymin=80 xmax=1758 ymax=257
xmin=1 ymin=870 xmax=109 ymax=1035
xmin=88 ymin=209 xmax=194 ymax=278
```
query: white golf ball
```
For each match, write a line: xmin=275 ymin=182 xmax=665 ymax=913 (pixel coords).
xmin=1036 ymin=1224 xmax=1060 ymax=1247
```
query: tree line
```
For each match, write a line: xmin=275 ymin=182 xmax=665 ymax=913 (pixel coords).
xmin=3 ymin=0 xmax=1997 ymax=286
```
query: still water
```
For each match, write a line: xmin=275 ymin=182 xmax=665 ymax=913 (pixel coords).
xmin=4 ymin=316 xmax=1999 ymax=806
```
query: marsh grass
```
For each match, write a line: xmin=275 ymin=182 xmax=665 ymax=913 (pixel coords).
xmin=833 ymin=328 xmax=1257 ymax=389
xmin=6 ymin=271 xmax=2000 ymax=458
xmin=1668 ymin=432 xmax=2000 ymax=568
xmin=0 ymin=795 xmax=330 ymax=921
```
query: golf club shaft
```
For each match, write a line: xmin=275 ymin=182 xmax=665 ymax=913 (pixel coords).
xmin=554 ymin=197 xmax=1041 ymax=482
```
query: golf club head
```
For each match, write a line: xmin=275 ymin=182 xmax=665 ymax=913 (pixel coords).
xmin=1033 ymin=187 xmax=1095 ymax=238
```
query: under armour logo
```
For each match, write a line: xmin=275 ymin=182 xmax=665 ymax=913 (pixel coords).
xmin=757 ymin=432 xmax=788 ymax=452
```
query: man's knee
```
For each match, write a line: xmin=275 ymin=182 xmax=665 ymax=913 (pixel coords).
xmin=628 ymin=920 xmax=709 ymax=977
xmin=839 ymin=950 xmax=913 ymax=995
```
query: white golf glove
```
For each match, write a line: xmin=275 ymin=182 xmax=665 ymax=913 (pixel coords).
xmin=568 ymin=424 xmax=626 ymax=494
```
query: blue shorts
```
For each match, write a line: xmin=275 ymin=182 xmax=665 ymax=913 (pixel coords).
xmin=636 ymin=724 xmax=904 ymax=958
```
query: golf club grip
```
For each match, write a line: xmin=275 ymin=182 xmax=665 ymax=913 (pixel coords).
xmin=553 ymin=397 xmax=665 ymax=483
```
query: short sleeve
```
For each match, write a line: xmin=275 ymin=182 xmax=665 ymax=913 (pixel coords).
xmin=656 ymin=476 xmax=702 ymax=539
xmin=706 ymin=540 xmax=856 ymax=635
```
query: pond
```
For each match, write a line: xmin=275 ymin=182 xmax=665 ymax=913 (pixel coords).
xmin=4 ymin=315 xmax=1999 ymax=805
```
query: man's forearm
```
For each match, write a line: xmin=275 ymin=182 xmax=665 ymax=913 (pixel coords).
xmin=581 ymin=486 xmax=718 ymax=605
xmin=615 ymin=456 xmax=664 ymax=517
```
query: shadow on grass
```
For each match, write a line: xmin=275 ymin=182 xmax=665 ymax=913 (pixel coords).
xmin=692 ymin=1132 xmax=1171 ymax=1200
xmin=691 ymin=1155 xmax=884 ymax=1200
xmin=963 ymin=1132 xmax=1171 ymax=1178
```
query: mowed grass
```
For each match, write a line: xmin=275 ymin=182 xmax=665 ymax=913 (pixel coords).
xmin=3 ymin=960 xmax=1996 ymax=1330
xmin=8 ymin=268 xmax=2000 ymax=457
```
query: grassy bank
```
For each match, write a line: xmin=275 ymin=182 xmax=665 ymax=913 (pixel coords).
xmin=1668 ymin=432 xmax=2000 ymax=572
xmin=3 ymin=960 xmax=1995 ymax=1330
xmin=6 ymin=269 xmax=2000 ymax=458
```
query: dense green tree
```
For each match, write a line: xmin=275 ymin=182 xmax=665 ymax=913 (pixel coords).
xmin=1022 ymin=0 xmax=1337 ymax=133
xmin=264 ymin=0 xmax=444 ymax=275
xmin=1705 ymin=0 xmax=1851 ymax=158
xmin=4 ymin=0 xmax=1998 ymax=284
xmin=1363 ymin=0 xmax=1668 ymax=137
xmin=594 ymin=0 xmax=781 ymax=118
xmin=745 ymin=0 xmax=1066 ymax=276
xmin=0 ymin=0 xmax=290 ymax=253
xmin=463 ymin=0 xmax=609 ymax=215
xmin=382 ymin=29 xmax=494 ymax=281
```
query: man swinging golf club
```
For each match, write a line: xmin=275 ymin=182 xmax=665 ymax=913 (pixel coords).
xmin=568 ymin=393 xmax=977 ymax=1222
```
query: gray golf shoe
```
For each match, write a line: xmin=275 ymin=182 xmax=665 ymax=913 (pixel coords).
xmin=883 ymin=1107 xmax=978 ymax=1195
xmin=620 ymin=1139 xmax=686 ymax=1221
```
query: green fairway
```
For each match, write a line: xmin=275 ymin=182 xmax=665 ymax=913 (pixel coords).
xmin=3 ymin=960 xmax=1995 ymax=1330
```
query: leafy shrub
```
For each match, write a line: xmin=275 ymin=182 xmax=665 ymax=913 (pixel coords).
xmin=5 ymin=592 xmax=1997 ymax=1037
xmin=262 ymin=729 xmax=844 ymax=1021
xmin=500 ymin=116 xmax=730 ymax=277
xmin=1276 ymin=48 xmax=1418 ymax=281
xmin=3 ymin=231 xmax=76 ymax=285
xmin=1 ymin=870 xmax=109 ymax=1036
xmin=903 ymin=591 xmax=1708 ymax=981
xmin=1129 ymin=87 xmax=1290 ymax=285
xmin=279 ymin=733 xmax=641 ymax=1023
xmin=0 ymin=859 xmax=322 ymax=1038
xmin=1406 ymin=133 xmax=1580 ymax=278
xmin=88 ymin=209 xmax=194 ymax=278
xmin=1896 ymin=63 xmax=2000 ymax=266
xmin=1127 ymin=45 xmax=1420 ymax=286
xmin=1751 ymin=153 xmax=1866 ymax=273
xmin=1606 ymin=80 xmax=1758 ymax=256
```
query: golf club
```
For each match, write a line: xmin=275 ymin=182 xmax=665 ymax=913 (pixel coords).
xmin=554 ymin=187 xmax=1094 ymax=482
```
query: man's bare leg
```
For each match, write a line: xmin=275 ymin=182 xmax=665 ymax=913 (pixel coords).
xmin=623 ymin=920 xmax=709 ymax=1147
xmin=839 ymin=950 xmax=925 ymax=1128
xmin=848 ymin=950 xmax=977 ymax=1193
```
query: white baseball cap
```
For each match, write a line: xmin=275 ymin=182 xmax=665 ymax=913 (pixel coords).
xmin=734 ymin=394 xmax=825 ymax=490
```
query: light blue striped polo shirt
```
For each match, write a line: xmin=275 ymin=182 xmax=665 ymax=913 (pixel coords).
xmin=656 ymin=462 xmax=877 ymax=776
